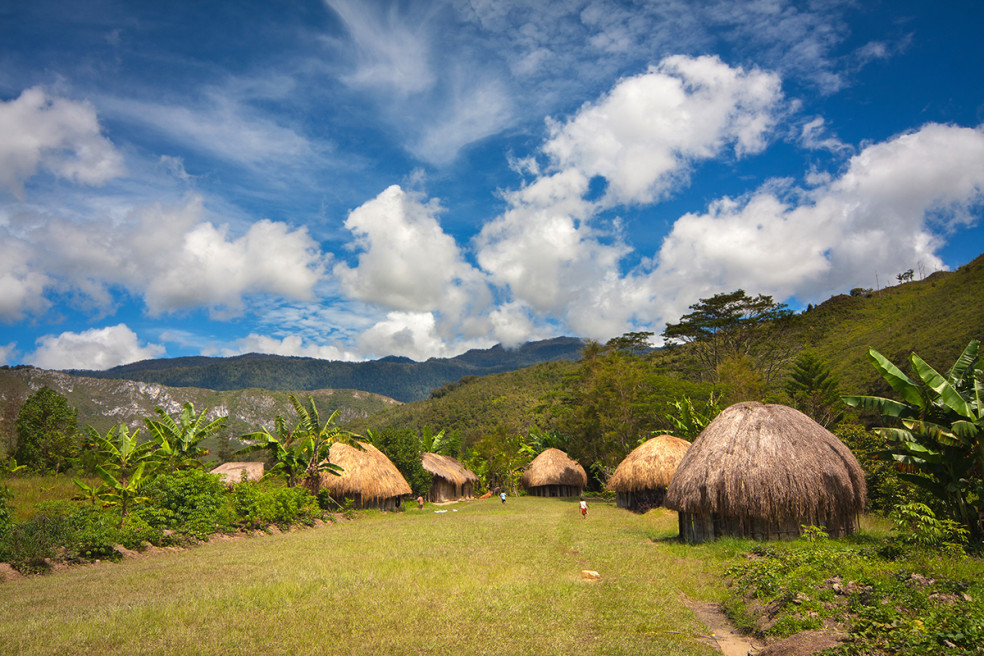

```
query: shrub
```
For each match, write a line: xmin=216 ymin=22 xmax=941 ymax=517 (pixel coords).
xmin=143 ymin=470 xmax=234 ymax=540
xmin=233 ymin=480 xmax=317 ymax=529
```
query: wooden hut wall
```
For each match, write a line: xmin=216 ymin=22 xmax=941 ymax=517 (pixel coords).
xmin=429 ymin=478 xmax=457 ymax=503
xmin=616 ymin=488 xmax=667 ymax=513
xmin=529 ymin=484 xmax=582 ymax=498
xmin=677 ymin=511 xmax=859 ymax=543
xmin=343 ymin=493 xmax=402 ymax=511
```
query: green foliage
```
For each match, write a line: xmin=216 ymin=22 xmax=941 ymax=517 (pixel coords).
xmin=835 ymin=424 xmax=917 ymax=512
xmin=13 ymin=387 xmax=80 ymax=474
xmin=241 ymin=395 xmax=356 ymax=495
xmin=142 ymin=469 xmax=234 ymax=540
xmin=368 ymin=426 xmax=431 ymax=497
xmin=464 ymin=430 xmax=529 ymax=495
xmin=145 ymin=402 xmax=226 ymax=472
xmin=784 ymin=350 xmax=844 ymax=427
xmin=0 ymin=485 xmax=12 ymax=542
xmin=81 ymin=423 xmax=157 ymax=523
xmin=664 ymin=393 xmax=721 ymax=440
xmin=661 ymin=289 xmax=796 ymax=384
xmin=231 ymin=479 xmax=316 ymax=529
xmin=890 ymin=502 xmax=969 ymax=553
xmin=843 ymin=340 xmax=984 ymax=539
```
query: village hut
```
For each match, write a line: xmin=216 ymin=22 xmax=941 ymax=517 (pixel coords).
xmin=520 ymin=448 xmax=587 ymax=498
xmin=210 ymin=461 xmax=264 ymax=485
xmin=665 ymin=402 xmax=866 ymax=543
xmin=421 ymin=452 xmax=479 ymax=502
xmin=607 ymin=434 xmax=691 ymax=512
xmin=320 ymin=441 xmax=412 ymax=511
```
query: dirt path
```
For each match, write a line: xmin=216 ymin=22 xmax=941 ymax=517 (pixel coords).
xmin=681 ymin=595 xmax=763 ymax=656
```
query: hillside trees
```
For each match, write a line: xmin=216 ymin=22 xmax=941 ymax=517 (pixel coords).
xmin=368 ymin=426 xmax=430 ymax=497
xmin=661 ymin=289 xmax=796 ymax=384
xmin=13 ymin=387 xmax=80 ymax=474
xmin=785 ymin=351 xmax=843 ymax=427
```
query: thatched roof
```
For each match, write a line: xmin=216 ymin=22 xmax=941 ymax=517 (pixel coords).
xmin=607 ymin=435 xmax=691 ymax=493
xmin=421 ymin=452 xmax=479 ymax=486
xmin=520 ymin=448 xmax=587 ymax=489
xmin=320 ymin=441 xmax=411 ymax=501
xmin=665 ymin=402 xmax=866 ymax=522
xmin=210 ymin=461 xmax=264 ymax=485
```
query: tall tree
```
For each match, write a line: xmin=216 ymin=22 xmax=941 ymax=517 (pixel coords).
xmin=369 ymin=426 xmax=431 ymax=497
xmin=785 ymin=351 xmax=843 ymax=427
xmin=661 ymin=289 xmax=795 ymax=383
xmin=13 ymin=387 xmax=79 ymax=473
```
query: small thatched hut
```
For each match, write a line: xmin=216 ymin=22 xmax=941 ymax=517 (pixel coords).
xmin=608 ymin=434 xmax=691 ymax=512
xmin=520 ymin=448 xmax=587 ymax=498
xmin=320 ymin=442 xmax=412 ymax=511
xmin=421 ymin=453 xmax=479 ymax=502
xmin=665 ymin=402 xmax=866 ymax=543
xmin=210 ymin=461 xmax=265 ymax=485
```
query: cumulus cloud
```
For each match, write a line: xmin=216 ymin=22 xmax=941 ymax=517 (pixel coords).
xmin=475 ymin=55 xmax=783 ymax=327
xmin=0 ymin=87 xmax=124 ymax=198
xmin=26 ymin=324 xmax=165 ymax=370
xmin=543 ymin=55 xmax=784 ymax=205
xmin=1 ymin=194 xmax=326 ymax=319
xmin=648 ymin=123 xmax=984 ymax=318
xmin=335 ymin=184 xmax=490 ymax=312
xmin=355 ymin=311 xmax=493 ymax=360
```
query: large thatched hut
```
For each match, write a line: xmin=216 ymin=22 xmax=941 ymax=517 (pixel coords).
xmin=421 ymin=453 xmax=479 ymax=502
xmin=520 ymin=448 xmax=587 ymax=498
xmin=608 ymin=434 xmax=691 ymax=512
xmin=665 ymin=402 xmax=866 ymax=543
xmin=320 ymin=442 xmax=412 ymax=511
xmin=210 ymin=461 xmax=265 ymax=485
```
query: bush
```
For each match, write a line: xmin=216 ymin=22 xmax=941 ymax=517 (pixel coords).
xmin=0 ymin=502 xmax=125 ymax=573
xmin=143 ymin=470 xmax=234 ymax=540
xmin=0 ymin=485 xmax=12 ymax=542
xmin=233 ymin=480 xmax=317 ymax=529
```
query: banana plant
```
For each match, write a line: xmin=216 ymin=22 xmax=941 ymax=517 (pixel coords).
xmin=239 ymin=395 xmax=359 ymax=495
xmin=843 ymin=340 xmax=983 ymax=537
xmin=144 ymin=402 xmax=227 ymax=472
xmin=78 ymin=423 xmax=157 ymax=525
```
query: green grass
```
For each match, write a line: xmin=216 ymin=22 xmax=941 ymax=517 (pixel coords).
xmin=3 ymin=474 xmax=100 ymax=521
xmin=0 ymin=498 xmax=732 ymax=656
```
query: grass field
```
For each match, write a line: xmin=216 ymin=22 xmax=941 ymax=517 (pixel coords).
xmin=0 ymin=497 xmax=748 ymax=656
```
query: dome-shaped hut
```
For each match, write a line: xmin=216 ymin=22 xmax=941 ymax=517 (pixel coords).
xmin=210 ymin=461 xmax=265 ymax=486
xmin=520 ymin=448 xmax=587 ymax=498
xmin=320 ymin=442 xmax=412 ymax=511
xmin=421 ymin=453 xmax=479 ymax=502
xmin=608 ymin=435 xmax=691 ymax=512
xmin=665 ymin=402 xmax=866 ymax=543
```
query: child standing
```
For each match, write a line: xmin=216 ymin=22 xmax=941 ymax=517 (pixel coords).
xmin=579 ymin=497 xmax=588 ymax=518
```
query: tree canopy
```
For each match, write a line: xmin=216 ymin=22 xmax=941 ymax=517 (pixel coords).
xmin=13 ymin=387 xmax=79 ymax=474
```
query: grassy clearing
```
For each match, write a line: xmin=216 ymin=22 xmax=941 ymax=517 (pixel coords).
xmin=0 ymin=498 xmax=736 ymax=656
xmin=3 ymin=474 xmax=100 ymax=521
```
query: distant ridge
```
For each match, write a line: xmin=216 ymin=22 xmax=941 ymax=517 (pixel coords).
xmin=68 ymin=337 xmax=588 ymax=403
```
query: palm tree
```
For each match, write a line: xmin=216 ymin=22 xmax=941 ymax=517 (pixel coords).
xmin=144 ymin=402 xmax=227 ymax=472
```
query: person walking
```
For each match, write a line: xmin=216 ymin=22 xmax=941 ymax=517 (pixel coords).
xmin=500 ymin=491 xmax=507 ymax=504
xmin=416 ymin=494 xmax=424 ymax=510
xmin=579 ymin=497 xmax=588 ymax=518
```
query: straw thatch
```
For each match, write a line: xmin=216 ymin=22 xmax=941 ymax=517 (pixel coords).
xmin=320 ymin=441 xmax=412 ymax=511
xmin=520 ymin=448 xmax=587 ymax=498
xmin=421 ymin=453 xmax=479 ymax=502
xmin=665 ymin=402 xmax=866 ymax=543
xmin=210 ymin=461 xmax=265 ymax=485
xmin=608 ymin=434 xmax=690 ymax=512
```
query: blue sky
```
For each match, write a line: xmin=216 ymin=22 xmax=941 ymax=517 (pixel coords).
xmin=1 ymin=0 xmax=983 ymax=370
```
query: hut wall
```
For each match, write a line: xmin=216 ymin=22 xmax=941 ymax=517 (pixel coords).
xmin=618 ymin=488 xmax=667 ymax=513
xmin=678 ymin=512 xmax=858 ymax=543
xmin=343 ymin=493 xmax=403 ymax=511
xmin=529 ymin=484 xmax=582 ymax=498
xmin=429 ymin=478 xmax=457 ymax=503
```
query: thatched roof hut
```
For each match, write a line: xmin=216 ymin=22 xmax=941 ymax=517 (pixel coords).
xmin=608 ymin=435 xmax=690 ymax=512
xmin=210 ymin=461 xmax=264 ymax=485
xmin=320 ymin=442 xmax=412 ymax=511
xmin=421 ymin=453 xmax=479 ymax=502
xmin=520 ymin=448 xmax=587 ymax=498
xmin=665 ymin=402 xmax=866 ymax=543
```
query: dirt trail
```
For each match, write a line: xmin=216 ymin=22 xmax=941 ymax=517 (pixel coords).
xmin=681 ymin=595 xmax=763 ymax=656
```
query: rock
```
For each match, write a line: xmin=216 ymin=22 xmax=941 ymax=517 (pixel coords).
xmin=581 ymin=570 xmax=601 ymax=580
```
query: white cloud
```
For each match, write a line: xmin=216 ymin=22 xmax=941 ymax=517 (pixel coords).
xmin=0 ymin=342 xmax=17 ymax=366
xmin=0 ymin=87 xmax=124 ymax=198
xmin=648 ymin=123 xmax=984 ymax=317
xmin=356 ymin=311 xmax=492 ymax=360
xmin=799 ymin=117 xmax=851 ymax=153
xmin=334 ymin=185 xmax=488 ymax=312
xmin=475 ymin=55 xmax=782 ymax=326
xmin=543 ymin=55 xmax=784 ymax=205
xmin=1 ymin=194 xmax=326 ymax=319
xmin=209 ymin=333 xmax=358 ymax=361
xmin=26 ymin=324 xmax=165 ymax=370
xmin=327 ymin=0 xmax=437 ymax=96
